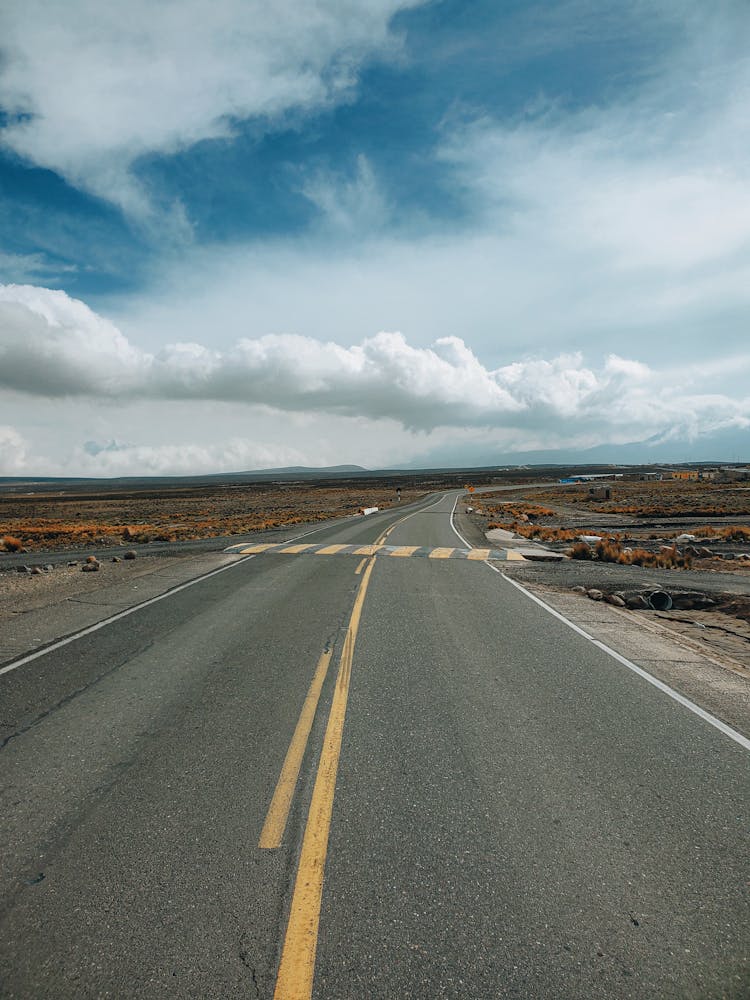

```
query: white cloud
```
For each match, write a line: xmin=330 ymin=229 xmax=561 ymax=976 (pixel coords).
xmin=112 ymin=29 xmax=750 ymax=377
xmin=1 ymin=284 xmax=748 ymax=453
xmin=442 ymin=97 xmax=750 ymax=276
xmin=68 ymin=437 xmax=311 ymax=477
xmin=3 ymin=5 xmax=750 ymax=474
xmin=0 ymin=252 xmax=77 ymax=284
xmin=0 ymin=426 xmax=28 ymax=473
xmin=0 ymin=0 xmax=422 ymax=213
xmin=0 ymin=284 xmax=146 ymax=395
xmin=300 ymin=154 xmax=392 ymax=235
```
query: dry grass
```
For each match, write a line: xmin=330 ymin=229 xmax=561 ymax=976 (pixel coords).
xmin=477 ymin=499 xmax=582 ymax=542
xmin=569 ymin=538 xmax=692 ymax=568
xmin=487 ymin=521 xmax=579 ymax=542
xmin=474 ymin=500 xmax=555 ymax=521
xmin=0 ymin=483 xmax=425 ymax=552
xmin=689 ymin=525 xmax=750 ymax=542
xmin=535 ymin=480 xmax=750 ymax=518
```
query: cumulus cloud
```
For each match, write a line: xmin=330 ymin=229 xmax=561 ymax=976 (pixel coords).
xmin=1 ymin=284 xmax=748 ymax=449
xmin=0 ymin=0 xmax=421 ymax=214
xmin=0 ymin=284 xmax=146 ymax=395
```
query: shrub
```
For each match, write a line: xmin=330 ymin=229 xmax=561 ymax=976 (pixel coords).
xmin=1 ymin=535 xmax=23 ymax=552
xmin=570 ymin=541 xmax=595 ymax=560
xmin=568 ymin=538 xmax=692 ymax=569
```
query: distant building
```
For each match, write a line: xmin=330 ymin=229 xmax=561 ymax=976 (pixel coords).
xmin=665 ymin=470 xmax=699 ymax=480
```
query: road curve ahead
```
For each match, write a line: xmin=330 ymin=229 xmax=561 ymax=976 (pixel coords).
xmin=0 ymin=492 xmax=747 ymax=998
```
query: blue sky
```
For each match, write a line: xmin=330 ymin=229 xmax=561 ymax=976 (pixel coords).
xmin=1 ymin=0 xmax=749 ymax=474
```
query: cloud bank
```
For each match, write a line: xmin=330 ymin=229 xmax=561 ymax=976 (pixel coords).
xmin=1 ymin=284 xmax=748 ymax=450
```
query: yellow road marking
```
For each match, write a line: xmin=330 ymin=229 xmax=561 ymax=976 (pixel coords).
xmin=280 ymin=543 xmax=316 ymax=554
xmin=352 ymin=544 xmax=381 ymax=556
xmin=272 ymin=558 xmax=375 ymax=1000
xmin=258 ymin=649 xmax=334 ymax=850
xmin=428 ymin=547 xmax=455 ymax=559
xmin=506 ymin=550 xmax=526 ymax=561
xmin=316 ymin=544 xmax=347 ymax=555
xmin=466 ymin=548 xmax=492 ymax=560
xmin=389 ymin=545 xmax=419 ymax=557
xmin=239 ymin=543 xmax=277 ymax=553
xmin=354 ymin=557 xmax=367 ymax=575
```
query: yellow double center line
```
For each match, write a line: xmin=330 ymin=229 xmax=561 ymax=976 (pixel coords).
xmin=265 ymin=508 xmax=419 ymax=997
xmin=269 ymin=557 xmax=376 ymax=999
xmin=258 ymin=648 xmax=334 ymax=850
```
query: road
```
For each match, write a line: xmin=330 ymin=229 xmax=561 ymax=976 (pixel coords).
xmin=0 ymin=492 xmax=747 ymax=998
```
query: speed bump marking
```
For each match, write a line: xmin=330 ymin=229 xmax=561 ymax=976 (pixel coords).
xmin=225 ymin=541 xmax=525 ymax=561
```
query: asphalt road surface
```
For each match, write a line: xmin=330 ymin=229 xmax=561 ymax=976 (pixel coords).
xmin=1 ymin=492 xmax=747 ymax=998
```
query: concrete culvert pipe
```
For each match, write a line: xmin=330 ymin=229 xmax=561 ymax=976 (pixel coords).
xmin=647 ymin=591 xmax=673 ymax=611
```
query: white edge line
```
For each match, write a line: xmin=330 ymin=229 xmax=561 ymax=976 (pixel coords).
xmin=394 ymin=491 xmax=449 ymax=527
xmin=449 ymin=494 xmax=472 ymax=548
xmin=452 ymin=492 xmax=750 ymax=754
xmin=0 ymin=554 xmax=257 ymax=678
xmin=494 ymin=565 xmax=750 ymax=753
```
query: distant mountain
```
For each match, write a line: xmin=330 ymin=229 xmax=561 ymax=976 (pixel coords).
xmin=0 ymin=465 xmax=370 ymax=490
xmin=235 ymin=465 xmax=367 ymax=477
xmin=411 ymin=427 xmax=748 ymax=470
